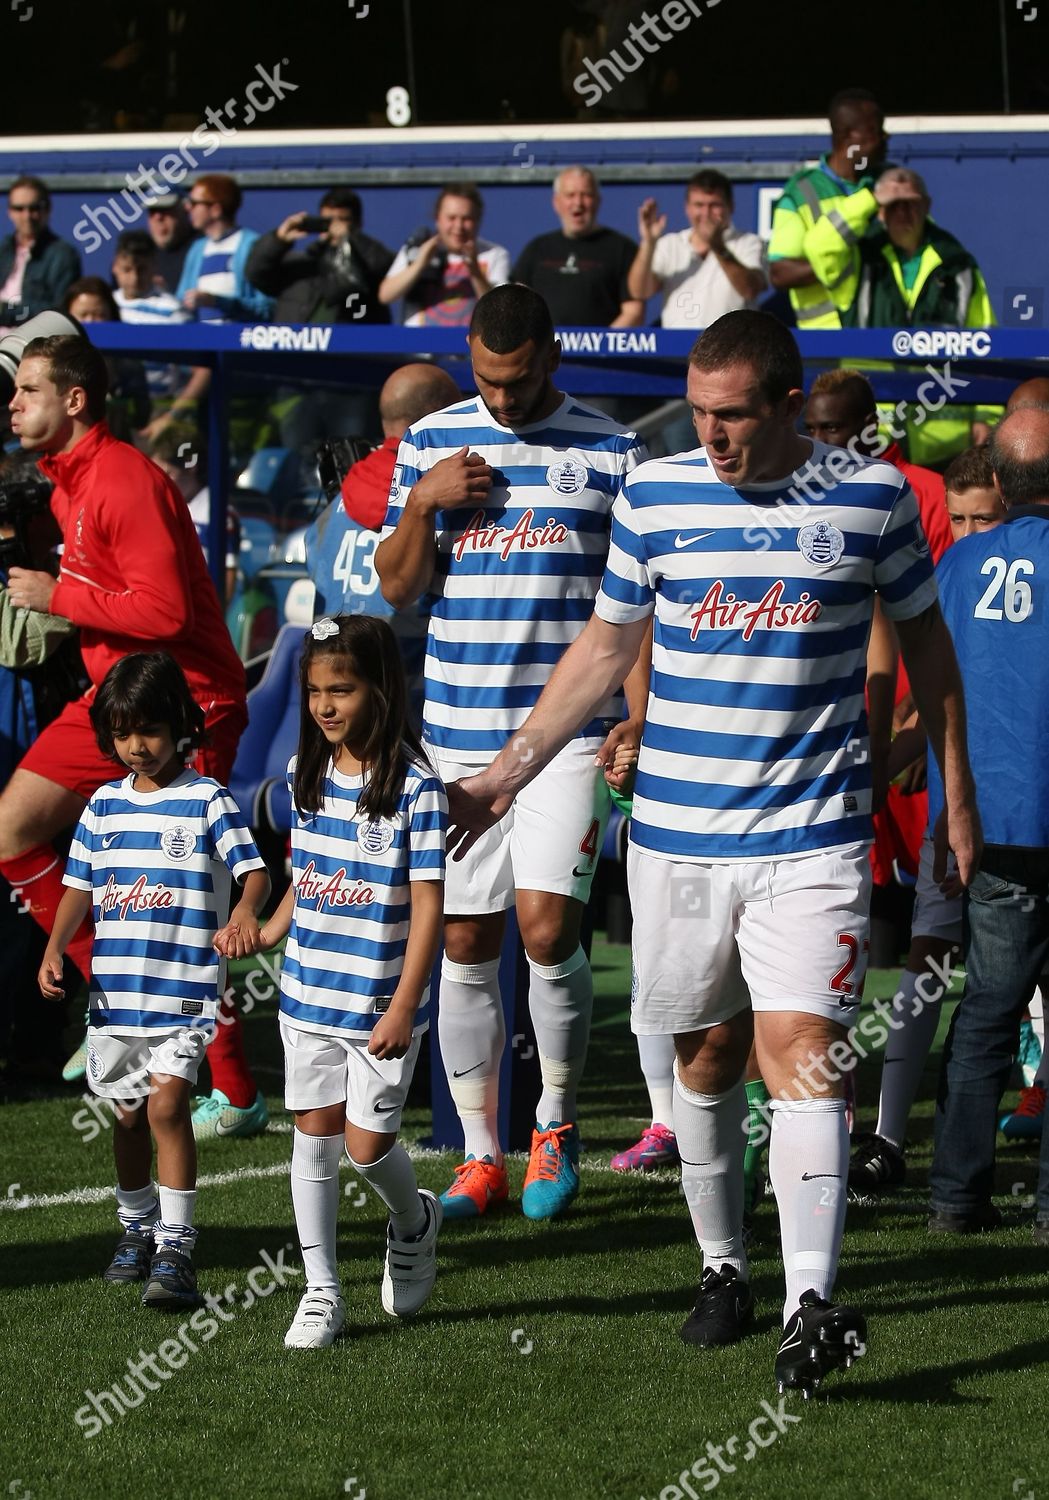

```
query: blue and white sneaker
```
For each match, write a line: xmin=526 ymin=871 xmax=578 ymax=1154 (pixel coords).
xmin=521 ymin=1121 xmax=580 ymax=1220
xmin=141 ymin=1244 xmax=204 ymax=1309
xmin=103 ymin=1228 xmax=155 ymax=1283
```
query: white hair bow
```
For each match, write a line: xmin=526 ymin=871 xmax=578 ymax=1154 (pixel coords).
xmin=312 ymin=617 xmax=339 ymax=640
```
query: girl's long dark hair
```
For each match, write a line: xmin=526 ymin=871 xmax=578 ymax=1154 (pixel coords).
xmin=293 ymin=615 xmax=427 ymax=821
xmin=89 ymin=651 xmax=206 ymax=764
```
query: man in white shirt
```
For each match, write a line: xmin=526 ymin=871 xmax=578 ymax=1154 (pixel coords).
xmin=629 ymin=170 xmax=766 ymax=328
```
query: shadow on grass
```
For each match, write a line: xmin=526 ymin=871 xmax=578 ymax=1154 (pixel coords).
xmin=835 ymin=1334 xmax=1049 ymax=1405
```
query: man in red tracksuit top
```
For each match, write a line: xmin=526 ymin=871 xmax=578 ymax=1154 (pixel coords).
xmin=0 ymin=332 xmax=263 ymax=1132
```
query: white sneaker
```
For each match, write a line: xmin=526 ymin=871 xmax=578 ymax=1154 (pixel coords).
xmin=381 ymin=1189 xmax=442 ymax=1318
xmin=283 ymin=1289 xmax=346 ymax=1349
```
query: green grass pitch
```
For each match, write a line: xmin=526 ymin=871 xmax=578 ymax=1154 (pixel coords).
xmin=2 ymin=939 xmax=1046 ymax=1500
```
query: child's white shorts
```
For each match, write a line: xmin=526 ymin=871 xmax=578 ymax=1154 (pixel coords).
xmin=86 ymin=1025 xmax=211 ymax=1100
xmin=280 ymin=1017 xmax=422 ymax=1132
xmin=429 ymin=736 xmax=611 ymax=915
xmin=627 ymin=842 xmax=872 ymax=1034
xmin=910 ymin=832 xmax=962 ymax=944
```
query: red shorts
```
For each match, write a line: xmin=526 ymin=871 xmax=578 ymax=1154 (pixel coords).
xmin=20 ymin=693 xmax=249 ymax=801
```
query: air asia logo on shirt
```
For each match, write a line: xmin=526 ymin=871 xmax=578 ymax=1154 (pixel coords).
xmin=357 ymin=819 xmax=395 ymax=855
xmin=160 ymin=825 xmax=197 ymax=861
xmin=689 ymin=581 xmax=823 ymax=642
xmin=798 ymin=522 xmax=845 ymax=567
xmin=296 ymin=860 xmax=376 ymax=909
xmin=98 ymin=874 xmax=176 ymax=920
xmin=546 ymin=457 xmax=590 ymax=495
xmin=452 ymin=508 xmax=570 ymax=562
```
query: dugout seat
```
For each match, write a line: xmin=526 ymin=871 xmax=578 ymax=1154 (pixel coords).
xmin=228 ymin=623 xmax=303 ymax=827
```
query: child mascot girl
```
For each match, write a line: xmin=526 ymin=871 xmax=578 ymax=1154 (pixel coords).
xmin=226 ymin=615 xmax=446 ymax=1349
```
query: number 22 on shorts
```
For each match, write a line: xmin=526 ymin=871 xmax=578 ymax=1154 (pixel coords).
xmin=830 ymin=931 xmax=869 ymax=1002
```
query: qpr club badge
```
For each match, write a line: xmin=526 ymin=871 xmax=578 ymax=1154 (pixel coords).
xmin=357 ymin=818 xmax=396 ymax=856
xmin=798 ymin=521 xmax=845 ymax=568
xmin=546 ymin=455 xmax=589 ymax=496
xmin=160 ymin=825 xmax=197 ymax=861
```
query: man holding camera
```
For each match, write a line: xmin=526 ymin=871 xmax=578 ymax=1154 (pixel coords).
xmin=247 ymin=188 xmax=395 ymax=450
xmin=245 ymin=187 xmax=394 ymax=325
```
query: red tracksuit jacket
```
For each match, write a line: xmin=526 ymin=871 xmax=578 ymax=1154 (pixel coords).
xmin=41 ymin=422 xmax=245 ymax=704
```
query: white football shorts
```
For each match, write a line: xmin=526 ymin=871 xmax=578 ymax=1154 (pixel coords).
xmin=628 ymin=841 xmax=872 ymax=1033
xmin=280 ymin=1017 xmax=421 ymax=1132
xmin=86 ymin=1024 xmax=211 ymax=1100
xmin=910 ymin=832 xmax=962 ymax=944
xmin=430 ymin=736 xmax=611 ymax=915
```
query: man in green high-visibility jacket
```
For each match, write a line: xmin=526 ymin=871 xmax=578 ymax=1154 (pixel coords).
xmin=768 ymin=89 xmax=889 ymax=330
xmin=834 ymin=168 xmax=995 ymax=331
xmin=810 ymin=167 xmax=997 ymax=466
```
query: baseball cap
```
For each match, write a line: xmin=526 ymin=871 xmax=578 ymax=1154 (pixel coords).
xmin=143 ymin=190 xmax=183 ymax=212
xmin=876 ymin=168 xmax=928 ymax=202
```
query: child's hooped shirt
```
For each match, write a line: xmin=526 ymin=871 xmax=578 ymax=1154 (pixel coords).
xmin=64 ymin=769 xmax=266 ymax=1036
xmin=279 ymin=752 xmax=446 ymax=1038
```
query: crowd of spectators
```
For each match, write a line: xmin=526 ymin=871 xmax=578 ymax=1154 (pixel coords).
xmin=0 ymin=98 xmax=997 ymax=462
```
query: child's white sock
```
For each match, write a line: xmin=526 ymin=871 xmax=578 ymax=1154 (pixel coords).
xmin=155 ymin=1186 xmax=198 ymax=1251
xmin=290 ymin=1130 xmax=343 ymax=1291
xmin=351 ymin=1143 xmax=426 ymax=1240
xmin=115 ymin=1181 xmax=159 ymax=1234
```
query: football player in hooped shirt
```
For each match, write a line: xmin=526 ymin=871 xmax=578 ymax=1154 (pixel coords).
xmin=375 ymin=283 xmax=651 ymax=1223
xmin=447 ymin=310 xmax=982 ymax=1395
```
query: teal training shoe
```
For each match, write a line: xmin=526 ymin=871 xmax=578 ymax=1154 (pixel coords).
xmin=521 ymin=1121 xmax=580 ymax=1220
xmin=62 ymin=1034 xmax=89 ymax=1084
xmin=191 ymin=1088 xmax=269 ymax=1140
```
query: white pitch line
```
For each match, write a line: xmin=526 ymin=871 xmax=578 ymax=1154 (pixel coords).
xmin=3 ymin=1136 xmax=653 ymax=1214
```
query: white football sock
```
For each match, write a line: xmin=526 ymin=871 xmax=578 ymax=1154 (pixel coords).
xmin=674 ymin=1070 xmax=749 ymax=1280
xmin=637 ymin=1032 xmax=676 ymax=1129
xmin=875 ymin=968 xmax=942 ymax=1149
xmin=528 ymin=946 xmax=592 ymax=1125
xmin=438 ymin=957 xmax=504 ymax=1162
xmin=155 ymin=1186 xmax=198 ymax=1250
xmin=115 ymin=1181 xmax=158 ymax=1233
xmin=769 ymin=1097 xmax=848 ymax=1322
xmin=290 ymin=1130 xmax=342 ymax=1291
xmin=351 ymin=1144 xmax=426 ymax=1240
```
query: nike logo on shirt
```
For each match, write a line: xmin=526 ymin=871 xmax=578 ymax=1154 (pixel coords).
xmin=674 ymin=530 xmax=715 ymax=549
xmin=100 ymin=833 xmax=119 ymax=848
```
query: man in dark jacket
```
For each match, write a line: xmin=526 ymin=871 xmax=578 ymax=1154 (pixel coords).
xmin=0 ymin=177 xmax=80 ymax=329
xmin=247 ymin=188 xmax=394 ymax=450
xmin=245 ymin=187 xmax=393 ymax=324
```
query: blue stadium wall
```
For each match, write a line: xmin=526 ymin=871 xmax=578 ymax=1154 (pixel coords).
xmin=3 ymin=118 xmax=1047 ymax=324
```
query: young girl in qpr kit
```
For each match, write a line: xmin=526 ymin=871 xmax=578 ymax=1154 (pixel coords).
xmin=229 ymin=614 xmax=446 ymax=1349
xmin=40 ymin=652 xmax=270 ymax=1310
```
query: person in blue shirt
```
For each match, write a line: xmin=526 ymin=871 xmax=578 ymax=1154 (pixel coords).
xmin=929 ymin=407 xmax=1049 ymax=1242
